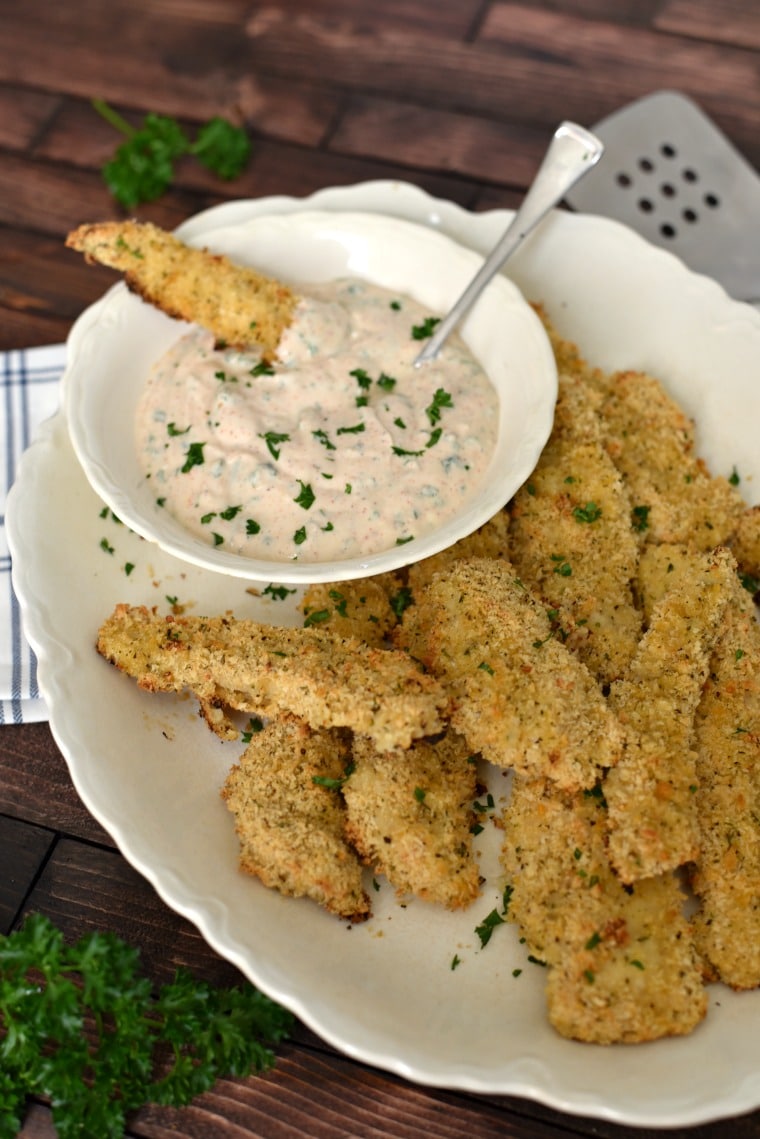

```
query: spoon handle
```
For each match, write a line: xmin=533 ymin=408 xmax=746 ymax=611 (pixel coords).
xmin=414 ymin=121 xmax=604 ymax=365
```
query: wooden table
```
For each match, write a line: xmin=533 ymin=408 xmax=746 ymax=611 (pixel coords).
xmin=2 ymin=2 xmax=760 ymax=1135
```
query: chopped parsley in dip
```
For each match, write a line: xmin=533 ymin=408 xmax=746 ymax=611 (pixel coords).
xmin=136 ymin=278 xmax=498 ymax=562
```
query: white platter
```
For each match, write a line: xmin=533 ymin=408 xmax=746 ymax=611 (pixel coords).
xmin=63 ymin=210 xmax=556 ymax=583
xmin=9 ymin=181 xmax=760 ymax=1128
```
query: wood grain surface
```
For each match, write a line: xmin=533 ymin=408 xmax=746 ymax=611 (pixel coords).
xmin=2 ymin=2 xmax=760 ymax=1135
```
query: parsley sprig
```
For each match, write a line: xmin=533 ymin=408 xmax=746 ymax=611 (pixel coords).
xmin=0 ymin=913 xmax=292 ymax=1138
xmin=93 ymin=99 xmax=251 ymax=208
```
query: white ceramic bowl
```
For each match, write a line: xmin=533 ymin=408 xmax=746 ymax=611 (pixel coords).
xmin=63 ymin=210 xmax=557 ymax=583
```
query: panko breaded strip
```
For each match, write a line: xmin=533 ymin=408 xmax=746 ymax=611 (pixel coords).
xmin=405 ymin=508 xmax=510 ymax=597
xmin=66 ymin=220 xmax=298 ymax=360
xmin=509 ymin=376 xmax=642 ymax=685
xmin=635 ymin=542 xmax=697 ymax=624
xmin=96 ymin=604 xmax=448 ymax=752
xmin=344 ymin=731 xmax=481 ymax=909
xmin=300 ymin=574 xmax=402 ymax=647
xmin=691 ymin=576 xmax=760 ymax=989
xmin=396 ymin=558 xmax=623 ymax=791
xmin=221 ymin=716 xmax=370 ymax=921
xmin=501 ymin=776 xmax=707 ymax=1044
xmin=599 ymin=370 xmax=745 ymax=550
xmin=604 ymin=547 xmax=735 ymax=881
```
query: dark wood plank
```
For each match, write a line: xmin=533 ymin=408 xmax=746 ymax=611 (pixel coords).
xmin=19 ymin=836 xmax=246 ymax=987
xmin=0 ymin=87 xmax=60 ymax=149
xmin=0 ymin=813 xmax=54 ymax=933
xmin=478 ymin=4 xmax=760 ymax=165
xmin=330 ymin=96 xmax=550 ymax=188
xmin=0 ymin=724 xmax=113 ymax=844
xmin=657 ymin=0 xmax=760 ymax=50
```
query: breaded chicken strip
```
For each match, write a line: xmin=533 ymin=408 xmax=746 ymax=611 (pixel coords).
xmin=510 ymin=374 xmax=642 ymax=685
xmin=97 ymin=604 xmax=449 ymax=752
xmin=691 ymin=575 xmax=760 ymax=989
xmin=300 ymin=574 xmax=402 ymax=647
xmin=221 ymin=716 xmax=370 ymax=921
xmin=599 ymin=370 xmax=745 ymax=550
xmin=604 ymin=547 xmax=734 ymax=881
xmin=405 ymin=509 xmax=510 ymax=597
xmin=502 ymin=775 xmax=707 ymax=1044
xmin=344 ymin=731 xmax=481 ymax=909
xmin=396 ymin=558 xmax=623 ymax=791
xmin=66 ymin=220 xmax=298 ymax=360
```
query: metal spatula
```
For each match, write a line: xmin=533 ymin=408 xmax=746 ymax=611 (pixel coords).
xmin=565 ymin=90 xmax=760 ymax=304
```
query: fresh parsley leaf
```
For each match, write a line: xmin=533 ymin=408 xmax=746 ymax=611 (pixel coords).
xmin=0 ymin=913 xmax=291 ymax=1138
xmin=181 ymin=441 xmax=206 ymax=472
xmin=92 ymin=99 xmax=251 ymax=208
xmin=190 ymin=116 xmax=251 ymax=179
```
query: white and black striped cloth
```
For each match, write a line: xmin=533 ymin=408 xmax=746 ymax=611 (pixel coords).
xmin=1 ymin=344 xmax=64 ymax=724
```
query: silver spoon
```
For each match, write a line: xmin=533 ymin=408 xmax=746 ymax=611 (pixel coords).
xmin=414 ymin=121 xmax=604 ymax=365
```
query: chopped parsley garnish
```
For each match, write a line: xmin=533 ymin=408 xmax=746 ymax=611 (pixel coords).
xmin=572 ymin=501 xmax=602 ymax=523
xmin=377 ymin=373 xmax=396 ymax=392
xmin=293 ymin=526 xmax=307 ymax=545
xmin=349 ymin=367 xmax=372 ymax=390
xmin=250 ymin=361 xmax=275 ymax=377
xmin=478 ymin=661 xmax=494 ymax=675
xmin=246 ymin=518 xmax=261 ymax=535
xmin=258 ymin=431 xmax=290 ymax=460
xmin=212 ymin=533 xmax=224 ymax=546
xmin=214 ymin=369 xmax=236 ymax=383
xmin=312 ymin=428 xmax=336 ymax=451
xmin=99 ymin=537 xmax=114 ymax=555
xmin=336 ymin=422 xmax=365 ymax=435
xmin=550 ymin=554 xmax=572 ymax=577
xmin=241 ymin=716 xmax=265 ymax=741
xmin=124 ymin=562 xmax=135 ymax=576
xmin=729 ymin=466 xmax=741 ymax=486
xmin=201 ymin=512 xmax=216 ymax=524
xmin=181 ymin=441 xmax=206 ymax=472
xmin=395 ymin=535 xmax=414 ymax=546
xmin=413 ymin=787 xmax=427 ymax=803
xmin=219 ymin=504 xmax=242 ymax=521
xmin=294 ymin=481 xmax=315 ymax=510
xmin=167 ymin=422 xmax=190 ymax=436
xmin=312 ymin=760 xmax=356 ymax=790
xmin=631 ymin=504 xmax=651 ymax=532
xmin=475 ymin=909 xmax=505 ymax=947
xmin=389 ymin=586 xmax=414 ymax=617
xmin=262 ymin=584 xmax=296 ymax=601
xmin=304 ymin=608 xmax=331 ymax=627
xmin=426 ymin=387 xmax=453 ymax=425
xmin=411 ymin=316 xmax=441 ymax=340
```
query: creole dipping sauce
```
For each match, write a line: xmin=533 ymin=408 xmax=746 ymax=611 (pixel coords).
xmin=135 ymin=279 xmax=498 ymax=562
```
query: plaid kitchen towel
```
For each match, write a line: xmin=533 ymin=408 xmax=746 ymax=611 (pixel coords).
xmin=1 ymin=344 xmax=65 ymax=724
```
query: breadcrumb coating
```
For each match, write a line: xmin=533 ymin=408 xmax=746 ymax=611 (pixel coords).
xmin=396 ymin=558 xmax=623 ymax=791
xmin=605 ymin=547 xmax=735 ymax=881
xmin=96 ymin=604 xmax=449 ymax=752
xmin=502 ymin=776 xmax=707 ymax=1044
xmin=344 ymin=731 xmax=481 ymax=909
xmin=221 ymin=716 xmax=370 ymax=921
xmin=66 ymin=219 xmax=298 ymax=360
xmin=510 ymin=374 xmax=642 ymax=685
xmin=599 ymin=370 xmax=745 ymax=550
xmin=691 ymin=576 xmax=760 ymax=989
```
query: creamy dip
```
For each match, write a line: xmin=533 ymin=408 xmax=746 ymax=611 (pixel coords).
xmin=136 ymin=279 xmax=499 ymax=563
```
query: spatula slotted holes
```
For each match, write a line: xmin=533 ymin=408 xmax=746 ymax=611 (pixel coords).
xmin=612 ymin=141 xmax=721 ymax=240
